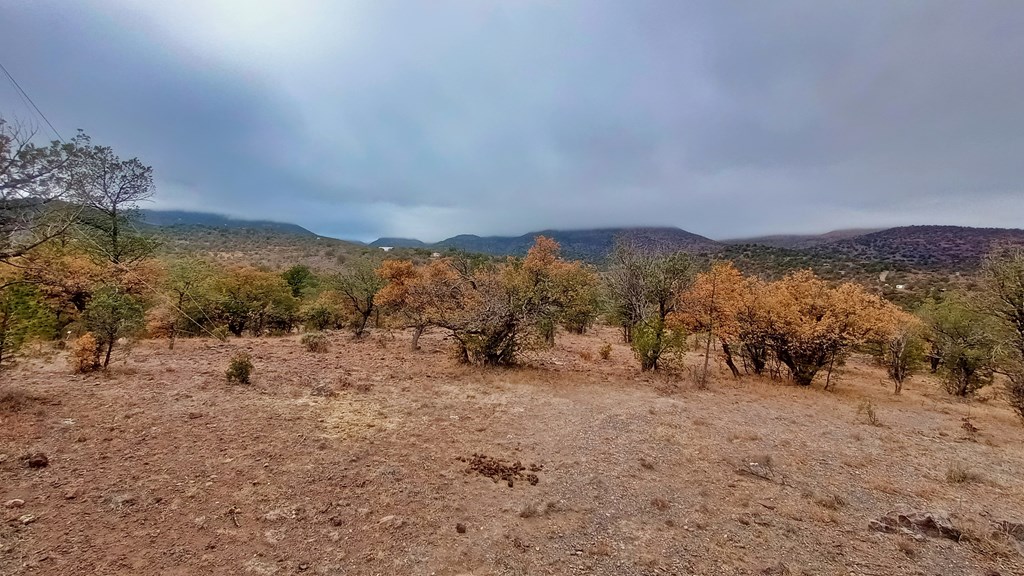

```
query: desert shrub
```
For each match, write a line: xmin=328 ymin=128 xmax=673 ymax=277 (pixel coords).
xmin=71 ymin=332 xmax=102 ymax=373
xmin=301 ymin=332 xmax=329 ymax=353
xmin=375 ymin=239 xmax=598 ymax=366
xmin=857 ymin=400 xmax=881 ymax=426
xmin=0 ymin=282 xmax=59 ymax=368
xmin=81 ymin=286 xmax=145 ymax=368
xmin=760 ymin=272 xmax=897 ymax=386
xmin=606 ymin=241 xmax=695 ymax=369
xmin=578 ymin=350 xmax=593 ymax=361
xmin=599 ymin=343 xmax=612 ymax=360
xmin=631 ymin=318 xmax=686 ymax=371
xmin=919 ymin=296 xmax=998 ymax=396
xmin=875 ymin=317 xmax=925 ymax=394
xmin=332 ymin=257 xmax=385 ymax=337
xmin=225 ymin=351 xmax=253 ymax=384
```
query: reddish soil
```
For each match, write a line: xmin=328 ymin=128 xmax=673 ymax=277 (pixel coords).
xmin=2 ymin=327 xmax=1023 ymax=575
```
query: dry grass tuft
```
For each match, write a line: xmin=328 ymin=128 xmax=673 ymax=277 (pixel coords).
xmin=857 ymin=400 xmax=882 ymax=426
xmin=519 ymin=500 xmax=556 ymax=518
xmin=0 ymin=387 xmax=40 ymax=413
xmin=946 ymin=461 xmax=982 ymax=484
xmin=812 ymin=492 xmax=847 ymax=511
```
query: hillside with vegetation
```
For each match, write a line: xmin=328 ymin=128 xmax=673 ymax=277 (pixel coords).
xmin=812 ymin=225 xmax=1024 ymax=270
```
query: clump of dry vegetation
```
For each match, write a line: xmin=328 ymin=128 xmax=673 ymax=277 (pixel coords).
xmin=946 ymin=462 xmax=982 ymax=484
xmin=598 ymin=343 xmax=612 ymax=360
xmin=225 ymin=351 xmax=253 ymax=384
xmin=71 ymin=333 xmax=102 ymax=373
xmin=301 ymin=332 xmax=329 ymax=353
xmin=858 ymin=400 xmax=882 ymax=426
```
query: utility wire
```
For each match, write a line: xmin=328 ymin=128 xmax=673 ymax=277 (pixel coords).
xmin=2 ymin=57 xmax=227 ymax=342
xmin=0 ymin=59 xmax=64 ymax=142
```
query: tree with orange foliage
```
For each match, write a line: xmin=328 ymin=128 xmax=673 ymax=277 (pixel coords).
xmin=376 ymin=259 xmax=433 ymax=350
xmin=760 ymin=270 xmax=895 ymax=387
xmin=507 ymin=236 xmax=600 ymax=345
xmin=672 ymin=261 xmax=748 ymax=382
xmin=376 ymin=237 xmax=596 ymax=365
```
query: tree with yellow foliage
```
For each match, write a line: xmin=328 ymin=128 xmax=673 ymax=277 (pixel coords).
xmin=761 ymin=270 xmax=895 ymax=387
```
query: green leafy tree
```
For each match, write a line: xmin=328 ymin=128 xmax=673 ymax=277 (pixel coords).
xmin=214 ymin=267 xmax=297 ymax=336
xmin=0 ymin=281 xmax=58 ymax=368
xmin=978 ymin=246 xmax=1024 ymax=418
xmin=282 ymin=264 xmax=318 ymax=298
xmin=333 ymin=257 xmax=385 ymax=337
xmin=920 ymin=296 xmax=998 ymax=397
xmin=81 ymin=285 xmax=145 ymax=368
xmin=605 ymin=240 xmax=696 ymax=370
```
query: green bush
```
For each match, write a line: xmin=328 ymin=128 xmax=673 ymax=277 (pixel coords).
xmin=631 ymin=318 xmax=686 ymax=371
xmin=226 ymin=351 xmax=253 ymax=384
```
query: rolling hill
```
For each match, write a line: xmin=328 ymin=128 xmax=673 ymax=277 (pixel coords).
xmin=809 ymin=225 xmax=1024 ymax=270
xmin=723 ymin=228 xmax=883 ymax=250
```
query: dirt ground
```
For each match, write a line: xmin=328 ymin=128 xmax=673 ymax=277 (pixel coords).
xmin=2 ymin=327 xmax=1023 ymax=576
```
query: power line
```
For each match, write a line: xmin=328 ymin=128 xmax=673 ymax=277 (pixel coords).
xmin=1 ymin=57 xmax=227 ymax=342
xmin=0 ymin=59 xmax=64 ymax=142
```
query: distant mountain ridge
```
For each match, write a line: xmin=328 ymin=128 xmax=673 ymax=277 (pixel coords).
xmin=430 ymin=227 xmax=722 ymax=261
xmin=140 ymin=211 xmax=1024 ymax=273
xmin=141 ymin=209 xmax=317 ymax=237
xmin=369 ymin=237 xmax=426 ymax=248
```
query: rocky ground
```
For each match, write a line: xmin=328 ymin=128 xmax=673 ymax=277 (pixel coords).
xmin=2 ymin=327 xmax=1023 ymax=575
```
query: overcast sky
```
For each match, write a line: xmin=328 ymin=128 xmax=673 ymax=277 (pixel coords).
xmin=2 ymin=1 xmax=1022 ymax=241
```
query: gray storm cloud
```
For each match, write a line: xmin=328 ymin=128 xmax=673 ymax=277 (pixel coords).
xmin=2 ymin=0 xmax=1021 ymax=241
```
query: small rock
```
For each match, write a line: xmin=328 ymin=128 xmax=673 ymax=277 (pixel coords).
xmin=262 ymin=508 xmax=297 ymax=522
xmin=63 ymin=488 xmax=79 ymax=500
xmin=4 ymin=499 xmax=25 ymax=509
xmin=456 ymin=522 xmax=467 ymax=534
xmin=21 ymin=452 xmax=48 ymax=469
xmin=298 ymin=562 xmax=310 ymax=571
xmin=19 ymin=514 xmax=37 ymax=525
xmin=328 ymin=515 xmax=344 ymax=527
xmin=378 ymin=515 xmax=405 ymax=529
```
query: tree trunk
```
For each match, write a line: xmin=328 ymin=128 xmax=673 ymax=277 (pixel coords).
xmin=410 ymin=325 xmax=425 ymax=350
xmin=103 ymin=339 xmax=114 ymax=368
xmin=721 ymin=340 xmax=740 ymax=378
xmin=824 ymin=351 xmax=836 ymax=391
